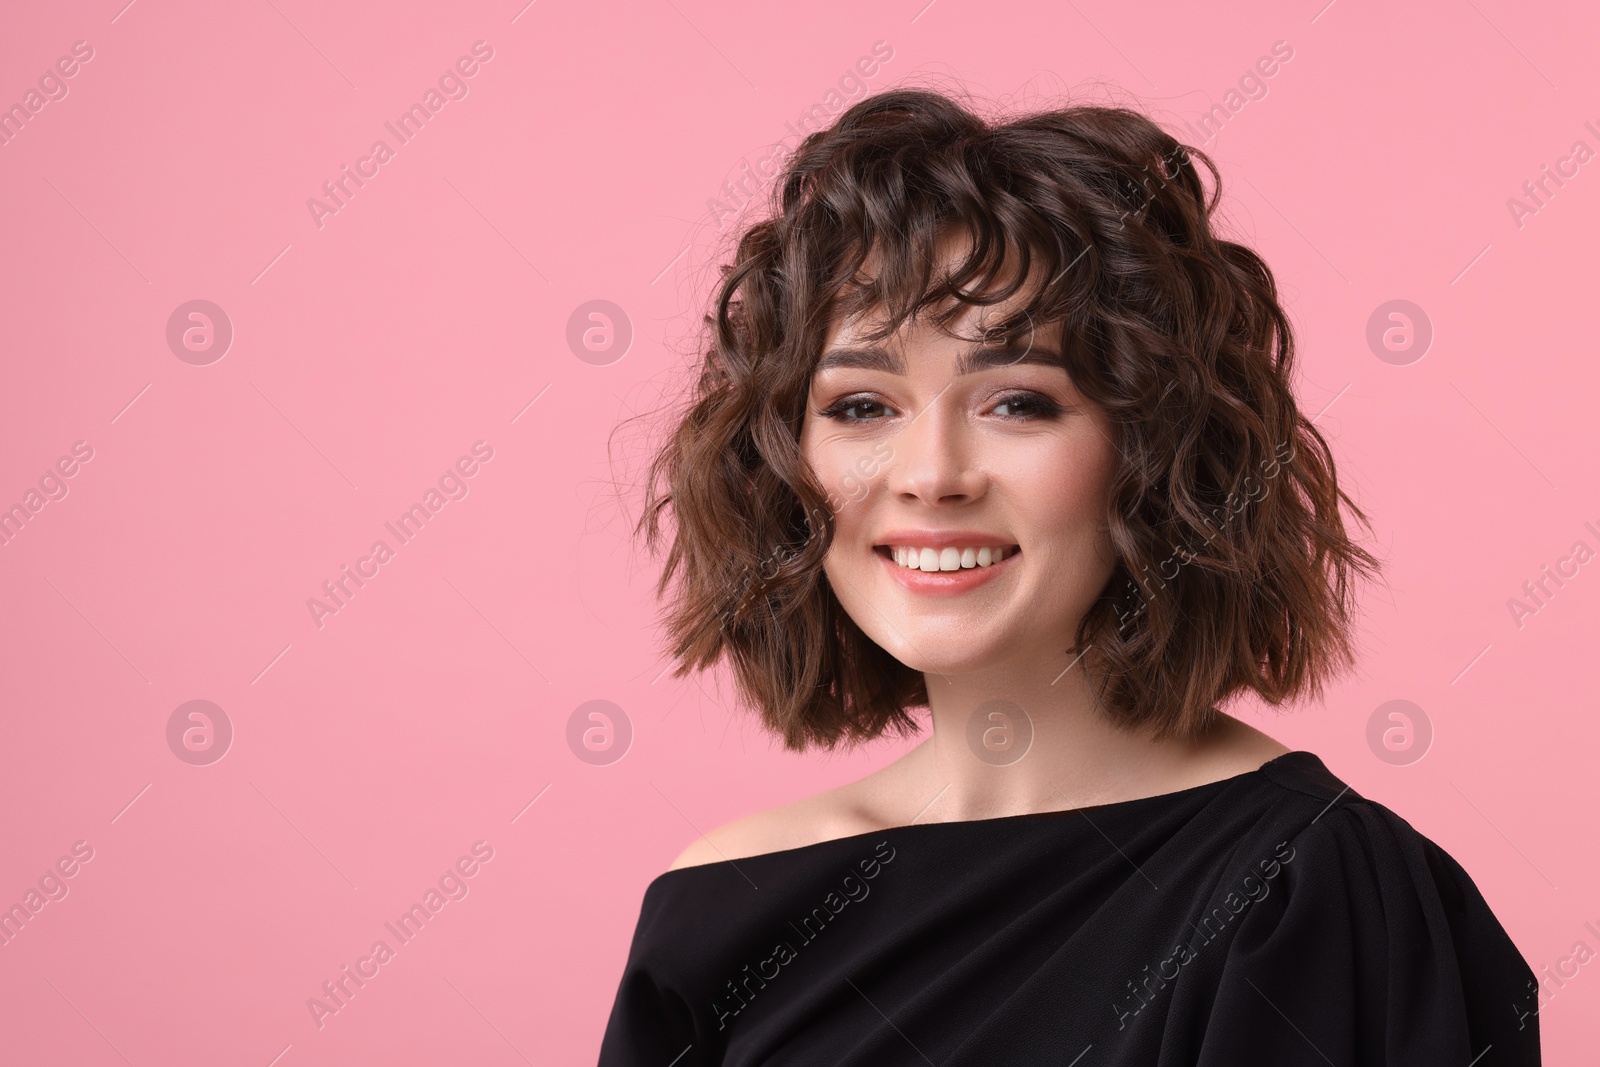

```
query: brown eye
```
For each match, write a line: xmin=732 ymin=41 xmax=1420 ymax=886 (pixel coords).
xmin=992 ymin=391 xmax=1064 ymax=420
xmin=818 ymin=395 xmax=895 ymax=422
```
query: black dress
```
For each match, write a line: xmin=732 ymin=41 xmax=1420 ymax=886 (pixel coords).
xmin=597 ymin=751 xmax=1540 ymax=1065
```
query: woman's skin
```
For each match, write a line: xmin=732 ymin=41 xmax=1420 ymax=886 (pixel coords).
xmin=670 ymin=236 xmax=1288 ymax=871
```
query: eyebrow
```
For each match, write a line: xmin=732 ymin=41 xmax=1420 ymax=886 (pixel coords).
xmin=812 ymin=344 xmax=1066 ymax=377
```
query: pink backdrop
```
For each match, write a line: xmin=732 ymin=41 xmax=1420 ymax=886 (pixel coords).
xmin=2 ymin=0 xmax=1597 ymax=1062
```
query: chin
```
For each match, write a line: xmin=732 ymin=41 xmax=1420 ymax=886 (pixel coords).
xmin=874 ymin=629 xmax=1007 ymax=676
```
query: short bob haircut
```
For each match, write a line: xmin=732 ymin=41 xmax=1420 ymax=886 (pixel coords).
xmin=635 ymin=86 xmax=1382 ymax=751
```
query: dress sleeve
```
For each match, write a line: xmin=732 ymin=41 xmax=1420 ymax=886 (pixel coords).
xmin=1195 ymin=802 xmax=1540 ymax=1066
xmin=596 ymin=966 xmax=700 ymax=1067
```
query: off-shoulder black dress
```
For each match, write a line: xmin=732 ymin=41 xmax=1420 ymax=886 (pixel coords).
xmin=598 ymin=751 xmax=1539 ymax=1065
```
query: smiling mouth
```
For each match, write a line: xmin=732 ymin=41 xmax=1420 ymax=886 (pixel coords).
xmin=873 ymin=544 xmax=1021 ymax=572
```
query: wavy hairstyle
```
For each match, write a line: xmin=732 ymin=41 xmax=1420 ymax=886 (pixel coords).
xmin=634 ymin=86 xmax=1382 ymax=750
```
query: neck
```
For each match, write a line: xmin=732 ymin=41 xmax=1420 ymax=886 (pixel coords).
xmin=906 ymin=654 xmax=1239 ymax=823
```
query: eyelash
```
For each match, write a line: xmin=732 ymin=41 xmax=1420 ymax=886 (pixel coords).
xmin=816 ymin=390 xmax=1065 ymax=424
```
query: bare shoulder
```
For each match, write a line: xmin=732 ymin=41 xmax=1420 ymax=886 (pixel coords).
xmin=1188 ymin=714 xmax=1292 ymax=781
xmin=666 ymin=758 xmax=911 ymax=872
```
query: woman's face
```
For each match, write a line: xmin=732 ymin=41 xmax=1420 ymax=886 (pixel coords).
xmin=798 ymin=289 xmax=1122 ymax=679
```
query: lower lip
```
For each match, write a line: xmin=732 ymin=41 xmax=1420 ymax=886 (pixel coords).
xmin=876 ymin=546 xmax=1020 ymax=596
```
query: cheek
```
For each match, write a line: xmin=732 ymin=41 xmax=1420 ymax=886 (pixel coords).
xmin=822 ymin=489 xmax=869 ymax=561
xmin=819 ymin=534 xmax=866 ymax=613
xmin=1013 ymin=433 xmax=1118 ymax=567
xmin=799 ymin=421 xmax=846 ymax=487
xmin=1021 ymin=437 xmax=1112 ymax=518
xmin=807 ymin=439 xmax=883 ymax=508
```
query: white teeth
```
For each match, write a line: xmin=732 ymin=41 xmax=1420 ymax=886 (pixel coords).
xmin=888 ymin=545 xmax=1012 ymax=571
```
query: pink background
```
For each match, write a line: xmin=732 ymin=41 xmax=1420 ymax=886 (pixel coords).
xmin=2 ymin=0 xmax=1597 ymax=1062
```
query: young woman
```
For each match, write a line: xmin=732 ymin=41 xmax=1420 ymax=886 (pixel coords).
xmin=599 ymin=87 xmax=1538 ymax=1065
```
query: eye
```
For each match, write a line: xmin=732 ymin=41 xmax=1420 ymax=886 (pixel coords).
xmin=816 ymin=394 xmax=896 ymax=422
xmin=991 ymin=391 xmax=1064 ymax=421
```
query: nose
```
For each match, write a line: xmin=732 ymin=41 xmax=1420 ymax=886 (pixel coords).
xmin=883 ymin=387 xmax=989 ymax=505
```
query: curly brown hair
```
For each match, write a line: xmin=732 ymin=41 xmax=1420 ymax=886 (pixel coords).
xmin=632 ymin=85 xmax=1382 ymax=751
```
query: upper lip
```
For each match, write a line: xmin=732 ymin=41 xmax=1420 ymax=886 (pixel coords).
xmin=873 ymin=529 xmax=1018 ymax=548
